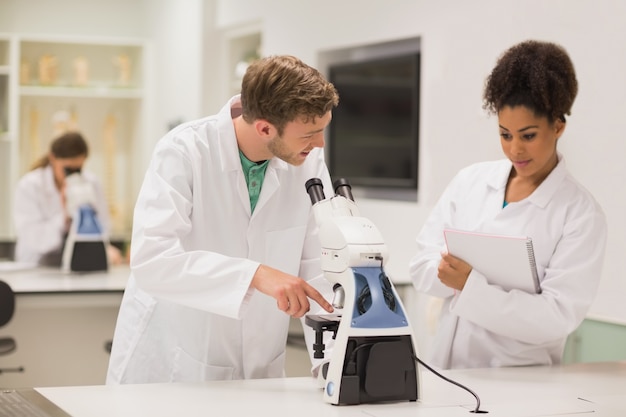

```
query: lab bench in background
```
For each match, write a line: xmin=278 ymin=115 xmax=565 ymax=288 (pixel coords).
xmin=0 ymin=266 xmax=128 ymax=388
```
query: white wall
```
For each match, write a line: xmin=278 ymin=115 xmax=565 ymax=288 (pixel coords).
xmin=214 ymin=0 xmax=626 ymax=328
xmin=0 ymin=0 xmax=147 ymax=36
xmin=144 ymin=0 xmax=205 ymax=133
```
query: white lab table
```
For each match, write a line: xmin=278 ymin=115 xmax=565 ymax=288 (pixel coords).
xmin=35 ymin=361 xmax=626 ymax=416
xmin=0 ymin=265 xmax=129 ymax=388
xmin=0 ymin=264 xmax=129 ymax=293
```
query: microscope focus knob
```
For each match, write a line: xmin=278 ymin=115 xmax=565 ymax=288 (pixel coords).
xmin=332 ymin=284 xmax=345 ymax=309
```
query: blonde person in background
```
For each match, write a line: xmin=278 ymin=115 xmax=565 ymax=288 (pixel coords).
xmin=409 ymin=40 xmax=607 ymax=369
xmin=13 ymin=131 xmax=123 ymax=266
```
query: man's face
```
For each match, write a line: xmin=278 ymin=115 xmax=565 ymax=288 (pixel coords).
xmin=267 ymin=111 xmax=332 ymax=166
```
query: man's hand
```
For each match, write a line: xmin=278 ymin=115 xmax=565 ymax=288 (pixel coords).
xmin=251 ymin=264 xmax=334 ymax=318
xmin=438 ymin=252 xmax=472 ymax=291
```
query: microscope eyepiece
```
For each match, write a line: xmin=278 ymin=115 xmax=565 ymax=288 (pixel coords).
xmin=333 ymin=178 xmax=354 ymax=201
xmin=64 ymin=167 xmax=82 ymax=177
xmin=305 ymin=178 xmax=326 ymax=205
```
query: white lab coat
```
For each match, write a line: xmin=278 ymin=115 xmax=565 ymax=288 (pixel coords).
xmin=13 ymin=165 xmax=110 ymax=265
xmin=409 ymin=156 xmax=607 ymax=369
xmin=106 ymin=96 xmax=334 ymax=384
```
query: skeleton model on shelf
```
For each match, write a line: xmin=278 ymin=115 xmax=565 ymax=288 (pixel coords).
xmin=103 ymin=113 xmax=122 ymax=234
xmin=113 ymin=54 xmax=131 ymax=87
xmin=38 ymin=54 xmax=58 ymax=86
xmin=20 ymin=61 xmax=31 ymax=85
xmin=28 ymin=107 xmax=41 ymax=165
xmin=73 ymin=56 xmax=89 ymax=87
xmin=51 ymin=110 xmax=79 ymax=138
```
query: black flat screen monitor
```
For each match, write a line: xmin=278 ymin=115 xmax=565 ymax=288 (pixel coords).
xmin=328 ymin=53 xmax=420 ymax=189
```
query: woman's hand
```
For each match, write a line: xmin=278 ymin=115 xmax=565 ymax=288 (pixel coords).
xmin=106 ymin=244 xmax=125 ymax=265
xmin=437 ymin=252 xmax=472 ymax=291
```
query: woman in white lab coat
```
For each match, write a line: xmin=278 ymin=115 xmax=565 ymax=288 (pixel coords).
xmin=13 ymin=131 xmax=119 ymax=266
xmin=106 ymin=56 xmax=338 ymax=384
xmin=409 ymin=40 xmax=607 ymax=369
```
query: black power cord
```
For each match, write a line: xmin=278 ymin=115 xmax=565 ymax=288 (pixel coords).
xmin=356 ymin=261 xmax=398 ymax=315
xmin=356 ymin=283 xmax=398 ymax=315
xmin=355 ymin=257 xmax=487 ymax=412
xmin=344 ymin=341 xmax=487 ymax=412
xmin=415 ymin=356 xmax=488 ymax=413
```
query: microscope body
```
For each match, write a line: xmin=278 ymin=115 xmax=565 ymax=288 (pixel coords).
xmin=305 ymin=178 xmax=419 ymax=405
xmin=61 ymin=171 xmax=108 ymax=272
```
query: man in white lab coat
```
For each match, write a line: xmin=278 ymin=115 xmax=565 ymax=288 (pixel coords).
xmin=107 ymin=55 xmax=339 ymax=383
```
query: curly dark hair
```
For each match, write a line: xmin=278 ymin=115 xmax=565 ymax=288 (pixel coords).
xmin=483 ymin=40 xmax=578 ymax=123
xmin=240 ymin=55 xmax=339 ymax=135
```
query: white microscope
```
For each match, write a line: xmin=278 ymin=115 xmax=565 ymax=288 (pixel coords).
xmin=304 ymin=178 xmax=420 ymax=406
xmin=61 ymin=167 xmax=108 ymax=272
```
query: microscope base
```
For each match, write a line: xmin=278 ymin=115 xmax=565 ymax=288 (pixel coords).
xmin=332 ymin=334 xmax=418 ymax=405
xmin=66 ymin=241 xmax=108 ymax=272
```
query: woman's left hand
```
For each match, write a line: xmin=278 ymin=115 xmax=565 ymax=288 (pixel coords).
xmin=437 ymin=252 xmax=472 ymax=291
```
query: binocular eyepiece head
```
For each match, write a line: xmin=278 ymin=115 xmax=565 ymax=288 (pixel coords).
xmin=305 ymin=178 xmax=354 ymax=205
xmin=64 ymin=167 xmax=82 ymax=177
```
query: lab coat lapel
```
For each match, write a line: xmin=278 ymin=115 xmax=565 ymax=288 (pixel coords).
xmin=216 ymin=96 xmax=254 ymax=216
xmin=235 ymin=170 xmax=252 ymax=216
xmin=252 ymin=166 xmax=278 ymax=217
xmin=252 ymin=158 xmax=287 ymax=217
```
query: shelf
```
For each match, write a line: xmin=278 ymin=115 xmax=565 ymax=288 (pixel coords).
xmin=0 ymin=34 xmax=149 ymax=241
xmin=0 ymin=38 xmax=8 ymax=67
xmin=20 ymin=85 xmax=143 ymax=99
xmin=221 ymin=24 xmax=262 ymax=100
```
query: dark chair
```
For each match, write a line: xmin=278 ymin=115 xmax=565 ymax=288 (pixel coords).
xmin=0 ymin=280 xmax=16 ymax=355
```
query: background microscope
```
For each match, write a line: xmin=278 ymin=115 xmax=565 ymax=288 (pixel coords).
xmin=61 ymin=167 xmax=108 ymax=272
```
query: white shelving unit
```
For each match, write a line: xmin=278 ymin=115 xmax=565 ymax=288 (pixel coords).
xmin=0 ymin=34 xmax=150 ymax=243
xmin=0 ymin=34 xmax=15 ymax=240
xmin=218 ymin=23 xmax=262 ymax=102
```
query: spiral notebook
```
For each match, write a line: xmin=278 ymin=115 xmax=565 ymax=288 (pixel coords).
xmin=443 ymin=229 xmax=541 ymax=294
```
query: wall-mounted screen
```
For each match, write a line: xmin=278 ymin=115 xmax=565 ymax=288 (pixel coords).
xmin=328 ymin=53 xmax=420 ymax=189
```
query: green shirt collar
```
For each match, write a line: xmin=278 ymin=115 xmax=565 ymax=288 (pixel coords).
xmin=238 ymin=150 xmax=269 ymax=213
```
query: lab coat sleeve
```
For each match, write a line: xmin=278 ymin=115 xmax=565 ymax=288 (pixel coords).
xmin=451 ymin=208 xmax=607 ymax=345
xmin=13 ymin=174 xmax=66 ymax=263
xmin=129 ymin=143 xmax=259 ymax=320
xmin=409 ymin=176 xmax=459 ymax=299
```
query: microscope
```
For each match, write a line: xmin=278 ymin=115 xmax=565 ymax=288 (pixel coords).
xmin=304 ymin=177 xmax=419 ymax=406
xmin=61 ymin=167 xmax=108 ymax=272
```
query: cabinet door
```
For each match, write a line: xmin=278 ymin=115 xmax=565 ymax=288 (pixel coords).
xmin=0 ymin=292 xmax=123 ymax=387
xmin=0 ymin=36 xmax=15 ymax=241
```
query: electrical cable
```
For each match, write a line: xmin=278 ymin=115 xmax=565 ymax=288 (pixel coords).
xmin=344 ymin=342 xmax=375 ymax=375
xmin=356 ymin=257 xmax=399 ymax=315
xmin=355 ymin=276 xmax=397 ymax=314
xmin=350 ymin=257 xmax=486 ymax=412
xmin=414 ymin=355 xmax=488 ymax=414
xmin=357 ymin=284 xmax=371 ymax=315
